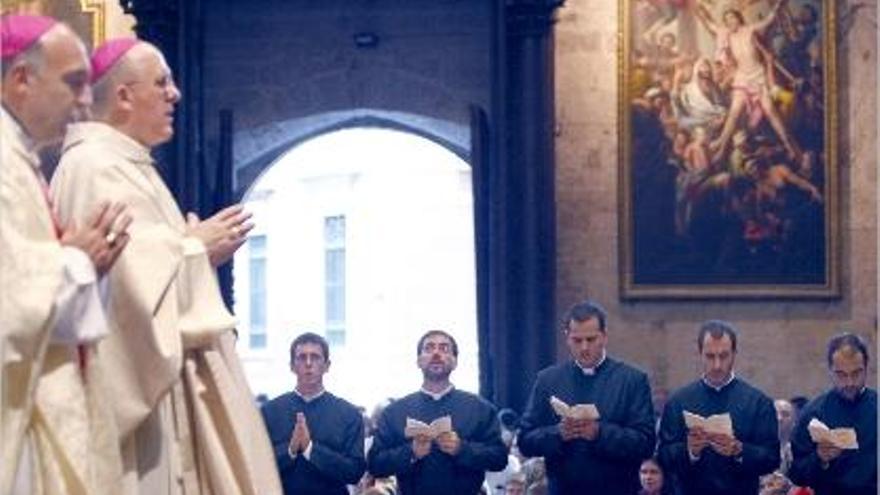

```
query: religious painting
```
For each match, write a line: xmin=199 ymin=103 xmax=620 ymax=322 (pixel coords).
xmin=619 ymin=0 xmax=838 ymax=299
xmin=1 ymin=0 xmax=106 ymax=50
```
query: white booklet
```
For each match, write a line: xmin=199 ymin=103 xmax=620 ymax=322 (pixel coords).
xmin=682 ymin=411 xmax=734 ymax=436
xmin=549 ymin=396 xmax=600 ymax=420
xmin=807 ymin=418 xmax=858 ymax=449
xmin=404 ymin=415 xmax=452 ymax=439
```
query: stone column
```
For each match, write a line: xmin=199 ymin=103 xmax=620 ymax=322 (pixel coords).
xmin=491 ymin=0 xmax=562 ymax=411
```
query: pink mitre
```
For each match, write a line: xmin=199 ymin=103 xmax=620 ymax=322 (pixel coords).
xmin=1 ymin=14 xmax=58 ymax=61
xmin=91 ymin=37 xmax=141 ymax=83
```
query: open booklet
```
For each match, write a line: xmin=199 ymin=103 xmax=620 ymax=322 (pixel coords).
xmin=682 ymin=411 xmax=734 ymax=436
xmin=404 ymin=415 xmax=452 ymax=439
xmin=549 ymin=396 xmax=600 ymax=420
xmin=808 ymin=418 xmax=858 ymax=449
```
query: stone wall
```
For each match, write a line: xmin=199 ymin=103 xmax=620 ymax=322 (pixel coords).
xmin=201 ymin=0 xmax=491 ymax=195
xmin=554 ymin=1 xmax=877 ymax=399
xmin=197 ymin=0 xmax=877 ymax=401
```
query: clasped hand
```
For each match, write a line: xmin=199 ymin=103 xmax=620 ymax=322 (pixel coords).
xmin=411 ymin=430 xmax=461 ymax=459
xmin=687 ymin=427 xmax=742 ymax=458
xmin=816 ymin=440 xmax=843 ymax=464
xmin=559 ymin=417 xmax=599 ymax=441
xmin=61 ymin=201 xmax=132 ymax=276
xmin=288 ymin=412 xmax=312 ymax=455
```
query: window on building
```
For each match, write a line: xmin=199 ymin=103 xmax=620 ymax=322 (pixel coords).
xmin=233 ymin=127 xmax=479 ymax=406
xmin=249 ymin=235 xmax=268 ymax=349
xmin=324 ymin=215 xmax=346 ymax=346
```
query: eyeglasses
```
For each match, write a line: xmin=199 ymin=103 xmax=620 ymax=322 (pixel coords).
xmin=123 ymin=74 xmax=177 ymax=94
xmin=422 ymin=342 xmax=452 ymax=354
xmin=293 ymin=353 xmax=325 ymax=364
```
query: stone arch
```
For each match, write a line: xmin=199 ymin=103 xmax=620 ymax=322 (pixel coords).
xmin=233 ymin=109 xmax=470 ymax=199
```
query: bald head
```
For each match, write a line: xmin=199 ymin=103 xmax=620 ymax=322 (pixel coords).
xmin=90 ymin=41 xmax=180 ymax=147
xmin=2 ymin=21 xmax=91 ymax=143
xmin=91 ymin=41 xmax=149 ymax=114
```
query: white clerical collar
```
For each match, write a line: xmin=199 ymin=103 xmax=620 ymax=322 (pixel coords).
xmin=702 ymin=372 xmax=736 ymax=392
xmin=1 ymin=105 xmax=37 ymax=153
xmin=421 ymin=384 xmax=454 ymax=401
xmin=293 ymin=387 xmax=325 ymax=403
xmin=575 ymin=350 xmax=607 ymax=376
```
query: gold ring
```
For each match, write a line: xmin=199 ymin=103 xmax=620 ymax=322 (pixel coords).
xmin=232 ymin=226 xmax=241 ymax=236
xmin=105 ymin=231 xmax=117 ymax=245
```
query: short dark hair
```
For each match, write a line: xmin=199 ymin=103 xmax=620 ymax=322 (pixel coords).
xmin=697 ymin=320 xmax=738 ymax=352
xmin=497 ymin=408 xmax=520 ymax=430
xmin=563 ymin=300 xmax=607 ymax=333
xmin=290 ymin=332 xmax=329 ymax=363
xmin=789 ymin=395 xmax=809 ymax=413
xmin=640 ymin=455 xmax=663 ymax=470
xmin=723 ymin=8 xmax=746 ymax=25
xmin=826 ymin=332 xmax=869 ymax=368
xmin=416 ymin=330 xmax=458 ymax=357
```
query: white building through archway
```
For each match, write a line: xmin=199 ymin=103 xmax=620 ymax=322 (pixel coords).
xmin=233 ymin=127 xmax=479 ymax=411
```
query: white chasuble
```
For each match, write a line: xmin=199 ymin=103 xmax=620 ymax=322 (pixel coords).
xmin=1 ymin=109 xmax=122 ymax=495
xmin=51 ymin=122 xmax=282 ymax=495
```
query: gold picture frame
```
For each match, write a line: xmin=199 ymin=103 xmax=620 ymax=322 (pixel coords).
xmin=2 ymin=0 xmax=106 ymax=49
xmin=618 ymin=0 xmax=838 ymax=299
